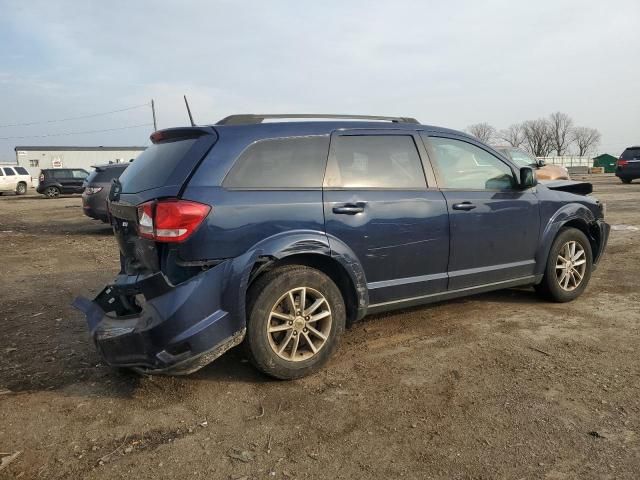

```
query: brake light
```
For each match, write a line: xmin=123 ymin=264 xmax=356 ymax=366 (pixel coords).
xmin=39 ymin=173 xmax=44 ymax=182
xmin=617 ymin=159 xmax=628 ymax=167
xmin=136 ymin=199 xmax=211 ymax=243
xmin=84 ymin=186 xmax=103 ymax=195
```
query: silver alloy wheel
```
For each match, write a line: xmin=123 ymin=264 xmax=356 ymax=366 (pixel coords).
xmin=45 ymin=186 xmax=59 ymax=198
xmin=266 ymin=286 xmax=332 ymax=362
xmin=555 ymin=240 xmax=587 ymax=291
xmin=16 ymin=183 xmax=26 ymax=194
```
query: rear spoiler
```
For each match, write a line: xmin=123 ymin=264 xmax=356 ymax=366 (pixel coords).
xmin=150 ymin=126 xmax=216 ymax=144
xmin=543 ymin=180 xmax=593 ymax=196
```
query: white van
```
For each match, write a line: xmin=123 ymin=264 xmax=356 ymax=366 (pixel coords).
xmin=0 ymin=165 xmax=31 ymax=195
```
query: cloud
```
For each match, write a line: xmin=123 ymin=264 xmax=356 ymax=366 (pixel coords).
xmin=0 ymin=0 xmax=638 ymax=159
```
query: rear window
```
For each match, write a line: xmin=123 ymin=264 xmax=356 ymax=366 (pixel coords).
xmin=621 ymin=148 xmax=640 ymax=160
xmin=224 ymin=136 xmax=329 ymax=188
xmin=14 ymin=166 xmax=29 ymax=175
xmin=118 ymin=140 xmax=196 ymax=193
xmin=90 ymin=166 xmax=127 ymax=183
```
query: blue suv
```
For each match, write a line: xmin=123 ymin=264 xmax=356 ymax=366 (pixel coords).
xmin=74 ymin=114 xmax=610 ymax=379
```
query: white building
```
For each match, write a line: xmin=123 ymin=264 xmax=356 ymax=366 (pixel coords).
xmin=14 ymin=145 xmax=147 ymax=179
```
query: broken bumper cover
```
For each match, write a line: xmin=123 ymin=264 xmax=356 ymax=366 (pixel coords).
xmin=72 ymin=261 xmax=245 ymax=375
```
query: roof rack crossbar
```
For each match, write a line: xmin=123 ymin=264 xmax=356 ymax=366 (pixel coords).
xmin=216 ymin=114 xmax=419 ymax=125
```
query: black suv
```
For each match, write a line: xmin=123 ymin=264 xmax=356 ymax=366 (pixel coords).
xmin=74 ymin=114 xmax=609 ymax=380
xmin=616 ymin=146 xmax=640 ymax=183
xmin=37 ymin=168 xmax=89 ymax=198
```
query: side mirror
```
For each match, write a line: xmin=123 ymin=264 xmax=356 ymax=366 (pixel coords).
xmin=537 ymin=159 xmax=546 ymax=167
xmin=519 ymin=166 xmax=537 ymax=188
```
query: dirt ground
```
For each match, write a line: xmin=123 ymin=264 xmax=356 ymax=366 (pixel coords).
xmin=0 ymin=175 xmax=638 ymax=479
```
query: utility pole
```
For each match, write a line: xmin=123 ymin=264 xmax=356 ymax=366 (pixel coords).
xmin=151 ymin=99 xmax=157 ymax=131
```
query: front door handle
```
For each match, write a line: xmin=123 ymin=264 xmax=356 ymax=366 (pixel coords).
xmin=452 ymin=202 xmax=476 ymax=211
xmin=333 ymin=203 xmax=366 ymax=215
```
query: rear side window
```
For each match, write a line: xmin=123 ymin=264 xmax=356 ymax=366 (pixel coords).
xmin=119 ymin=140 xmax=196 ymax=193
xmin=621 ymin=148 xmax=640 ymax=160
xmin=224 ymin=136 xmax=329 ymax=188
xmin=15 ymin=166 xmax=29 ymax=175
xmin=325 ymin=135 xmax=426 ymax=189
xmin=51 ymin=169 xmax=70 ymax=179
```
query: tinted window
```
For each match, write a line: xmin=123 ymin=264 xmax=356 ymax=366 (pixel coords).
xmin=326 ymin=135 xmax=426 ymax=189
xmin=14 ymin=166 xmax=29 ymax=175
xmin=92 ymin=166 xmax=127 ymax=183
xmin=119 ymin=141 xmax=195 ymax=193
xmin=71 ymin=169 xmax=88 ymax=179
xmin=621 ymin=148 xmax=640 ymax=160
xmin=3 ymin=167 xmax=16 ymax=176
xmin=430 ymin=137 xmax=515 ymax=190
xmin=224 ymin=136 xmax=329 ymax=188
xmin=51 ymin=169 xmax=70 ymax=179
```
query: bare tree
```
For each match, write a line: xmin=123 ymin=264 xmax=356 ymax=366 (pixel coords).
xmin=572 ymin=127 xmax=601 ymax=156
xmin=549 ymin=112 xmax=573 ymax=156
xmin=498 ymin=123 xmax=525 ymax=148
xmin=466 ymin=123 xmax=496 ymax=143
xmin=522 ymin=119 xmax=554 ymax=157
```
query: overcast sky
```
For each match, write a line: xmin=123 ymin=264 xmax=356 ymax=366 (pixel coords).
xmin=1 ymin=0 xmax=638 ymax=161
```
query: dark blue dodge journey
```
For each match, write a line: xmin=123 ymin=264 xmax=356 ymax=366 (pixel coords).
xmin=74 ymin=114 xmax=610 ymax=379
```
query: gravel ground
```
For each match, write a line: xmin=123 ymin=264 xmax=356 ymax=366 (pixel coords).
xmin=0 ymin=175 xmax=638 ymax=479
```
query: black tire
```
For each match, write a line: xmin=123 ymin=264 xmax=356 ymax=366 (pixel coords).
xmin=535 ymin=227 xmax=593 ymax=303
xmin=44 ymin=186 xmax=60 ymax=198
xmin=15 ymin=182 xmax=27 ymax=195
xmin=620 ymin=177 xmax=632 ymax=184
xmin=244 ymin=265 xmax=346 ymax=379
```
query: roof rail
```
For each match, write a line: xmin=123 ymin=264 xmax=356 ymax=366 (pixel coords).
xmin=216 ymin=114 xmax=420 ymax=126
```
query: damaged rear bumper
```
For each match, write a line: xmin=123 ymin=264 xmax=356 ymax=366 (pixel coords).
xmin=72 ymin=261 xmax=245 ymax=375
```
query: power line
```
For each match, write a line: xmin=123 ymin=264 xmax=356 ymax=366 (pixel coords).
xmin=0 ymin=123 xmax=153 ymax=140
xmin=0 ymin=103 xmax=150 ymax=128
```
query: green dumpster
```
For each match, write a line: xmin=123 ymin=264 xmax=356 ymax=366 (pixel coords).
xmin=592 ymin=154 xmax=618 ymax=173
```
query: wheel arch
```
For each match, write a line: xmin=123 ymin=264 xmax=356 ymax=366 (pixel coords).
xmin=536 ymin=204 xmax=600 ymax=275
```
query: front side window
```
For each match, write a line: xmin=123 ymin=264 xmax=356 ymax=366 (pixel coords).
xmin=224 ymin=136 xmax=329 ymax=188
xmin=325 ymin=135 xmax=426 ymax=189
xmin=3 ymin=167 xmax=16 ymax=176
xmin=72 ymin=169 xmax=88 ymax=179
xmin=505 ymin=148 xmax=537 ymax=168
xmin=429 ymin=137 xmax=515 ymax=190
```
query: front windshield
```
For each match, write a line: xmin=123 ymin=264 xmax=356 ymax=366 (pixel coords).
xmin=507 ymin=148 xmax=537 ymax=168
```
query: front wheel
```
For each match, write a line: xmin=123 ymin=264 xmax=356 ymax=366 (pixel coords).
xmin=620 ymin=177 xmax=632 ymax=184
xmin=245 ymin=265 xmax=346 ymax=379
xmin=536 ymin=227 xmax=593 ymax=302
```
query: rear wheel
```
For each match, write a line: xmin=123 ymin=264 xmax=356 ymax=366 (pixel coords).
xmin=44 ymin=186 xmax=60 ymax=198
xmin=245 ymin=265 xmax=346 ymax=379
xmin=15 ymin=182 xmax=27 ymax=195
xmin=620 ymin=177 xmax=632 ymax=184
xmin=536 ymin=227 xmax=593 ymax=302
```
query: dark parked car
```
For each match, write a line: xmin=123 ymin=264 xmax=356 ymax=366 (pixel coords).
xmin=37 ymin=168 xmax=89 ymax=198
xmin=82 ymin=163 xmax=128 ymax=222
xmin=74 ymin=114 xmax=609 ymax=380
xmin=616 ymin=146 xmax=640 ymax=183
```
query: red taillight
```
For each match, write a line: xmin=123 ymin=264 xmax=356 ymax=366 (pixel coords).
xmin=617 ymin=159 xmax=628 ymax=167
xmin=136 ymin=199 xmax=211 ymax=243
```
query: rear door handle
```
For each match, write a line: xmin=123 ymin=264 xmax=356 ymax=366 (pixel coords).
xmin=452 ymin=202 xmax=476 ymax=211
xmin=333 ymin=203 xmax=366 ymax=215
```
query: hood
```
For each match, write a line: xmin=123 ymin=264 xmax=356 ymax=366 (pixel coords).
xmin=542 ymin=179 xmax=593 ymax=196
